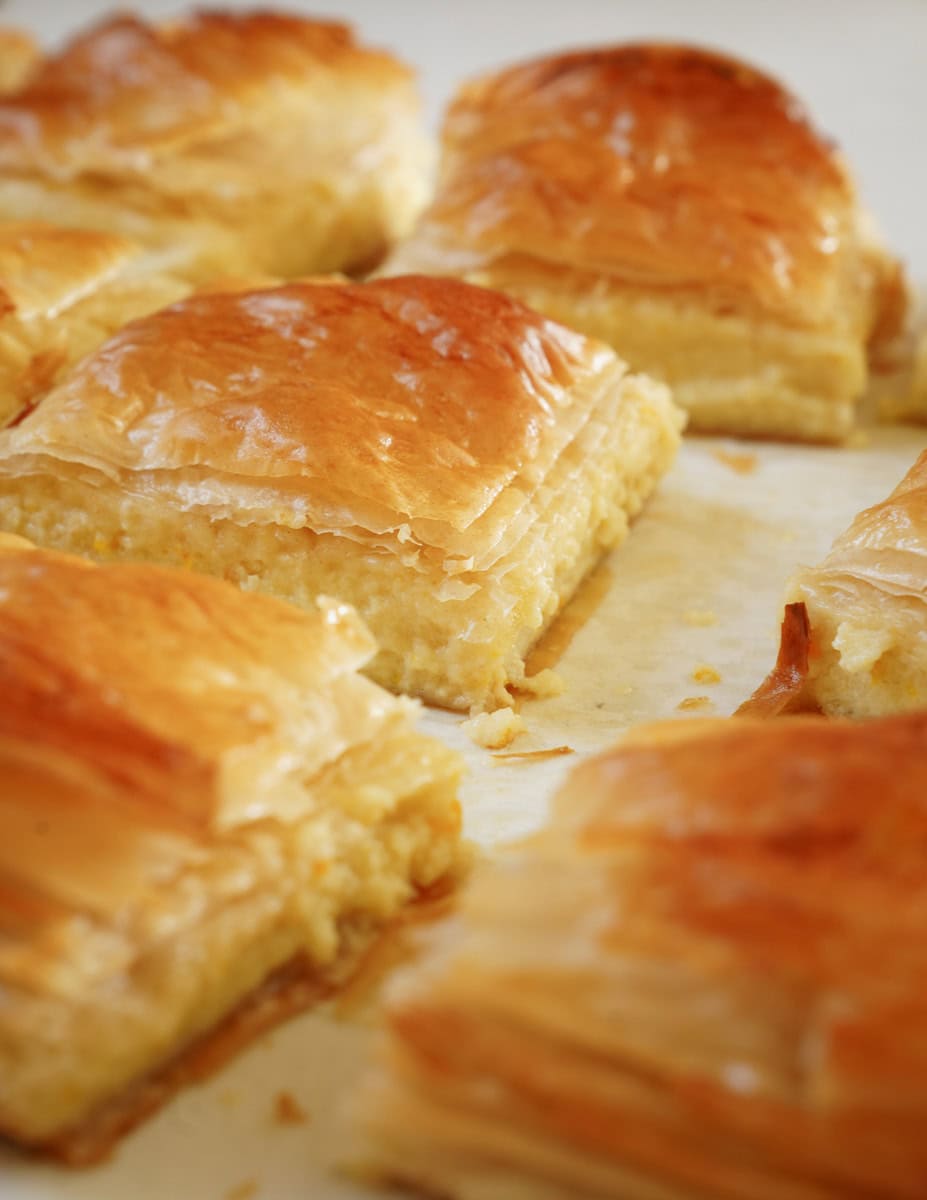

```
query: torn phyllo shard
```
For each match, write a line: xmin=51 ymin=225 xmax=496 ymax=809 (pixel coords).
xmin=0 ymin=221 xmax=191 ymax=428
xmin=746 ymin=450 xmax=927 ymax=717
xmin=0 ymin=274 xmax=683 ymax=711
xmin=384 ymin=42 xmax=905 ymax=442
xmin=358 ymin=712 xmax=927 ymax=1200
xmin=0 ymin=10 xmax=432 ymax=281
xmin=0 ymin=535 xmax=462 ymax=1162
xmin=737 ymin=602 xmax=813 ymax=717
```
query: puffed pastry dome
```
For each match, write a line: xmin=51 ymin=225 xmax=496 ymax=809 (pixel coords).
xmin=0 ymin=535 xmax=462 ymax=1163
xmin=384 ymin=43 xmax=906 ymax=442
xmin=0 ymin=222 xmax=190 ymax=428
xmin=0 ymin=10 xmax=432 ymax=282
xmin=744 ymin=448 xmax=927 ymax=719
xmin=358 ymin=713 xmax=927 ymax=1200
xmin=0 ymin=274 xmax=683 ymax=711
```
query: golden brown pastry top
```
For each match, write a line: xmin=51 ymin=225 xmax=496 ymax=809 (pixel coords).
xmin=0 ymin=221 xmax=140 ymax=320
xmin=426 ymin=44 xmax=860 ymax=326
xmin=0 ymin=275 xmax=617 ymax=544
xmin=805 ymin=447 xmax=927 ymax=594
xmin=0 ymin=535 xmax=379 ymax=837
xmin=555 ymin=712 xmax=927 ymax=998
xmin=0 ymin=10 xmax=412 ymax=173
xmin=0 ymin=27 xmax=38 ymax=93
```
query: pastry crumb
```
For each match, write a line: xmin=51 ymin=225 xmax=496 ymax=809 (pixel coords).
xmin=692 ymin=664 xmax=721 ymax=684
xmin=682 ymin=609 xmax=717 ymax=628
xmin=493 ymin=745 xmax=574 ymax=763
xmin=273 ymin=1090 xmax=309 ymax=1126
xmin=712 ymin=448 xmax=758 ymax=475
xmin=225 ymin=1181 xmax=259 ymax=1200
xmin=677 ymin=695 xmax=713 ymax=712
xmin=515 ymin=666 xmax=565 ymax=699
xmin=461 ymin=708 xmax=527 ymax=749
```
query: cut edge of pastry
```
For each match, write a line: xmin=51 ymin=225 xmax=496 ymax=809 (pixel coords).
xmin=0 ymin=538 xmax=466 ymax=1157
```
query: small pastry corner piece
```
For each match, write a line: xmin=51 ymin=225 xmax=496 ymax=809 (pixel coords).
xmin=385 ymin=43 xmax=906 ymax=442
xmin=0 ymin=10 xmax=432 ymax=282
xmin=0 ymin=222 xmax=190 ymax=428
xmin=357 ymin=712 xmax=927 ymax=1199
xmin=0 ymin=538 xmax=462 ymax=1163
xmin=743 ymin=449 xmax=927 ymax=717
xmin=0 ymin=274 xmax=684 ymax=711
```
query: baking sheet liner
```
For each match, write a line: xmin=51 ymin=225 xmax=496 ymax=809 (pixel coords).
xmin=4 ymin=425 xmax=924 ymax=1200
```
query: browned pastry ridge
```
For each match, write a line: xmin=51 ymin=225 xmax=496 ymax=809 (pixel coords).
xmin=0 ymin=273 xmax=683 ymax=711
xmin=0 ymin=534 xmax=463 ymax=1162
xmin=744 ymin=449 xmax=927 ymax=717
xmin=0 ymin=10 xmax=432 ymax=281
xmin=358 ymin=712 xmax=927 ymax=1200
xmin=384 ymin=43 xmax=906 ymax=441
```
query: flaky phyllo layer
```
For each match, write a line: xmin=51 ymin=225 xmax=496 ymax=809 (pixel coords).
xmin=743 ymin=448 xmax=927 ymax=719
xmin=358 ymin=714 xmax=927 ymax=1200
xmin=0 ymin=12 xmax=432 ymax=281
xmin=0 ymin=222 xmax=190 ymax=428
xmin=0 ymin=539 xmax=462 ymax=1155
xmin=0 ymin=276 xmax=683 ymax=709
xmin=383 ymin=44 xmax=906 ymax=441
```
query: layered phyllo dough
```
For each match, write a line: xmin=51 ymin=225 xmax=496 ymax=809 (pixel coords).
xmin=359 ymin=713 xmax=927 ymax=1199
xmin=0 ymin=275 xmax=683 ymax=711
xmin=0 ymin=222 xmax=189 ymax=428
xmin=0 ymin=535 xmax=462 ymax=1162
xmin=0 ymin=11 xmax=431 ymax=282
xmin=745 ymin=449 xmax=927 ymax=717
xmin=385 ymin=44 xmax=905 ymax=442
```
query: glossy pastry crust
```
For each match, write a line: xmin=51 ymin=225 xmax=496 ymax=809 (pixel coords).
xmin=386 ymin=44 xmax=904 ymax=441
xmin=0 ymin=222 xmax=189 ymax=428
xmin=745 ymin=449 xmax=927 ymax=717
xmin=0 ymin=274 xmax=683 ymax=710
xmin=0 ymin=536 xmax=462 ymax=1159
xmin=0 ymin=11 xmax=431 ymax=280
xmin=359 ymin=712 xmax=927 ymax=1200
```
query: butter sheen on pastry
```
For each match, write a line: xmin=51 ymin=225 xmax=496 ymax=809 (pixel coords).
xmin=358 ymin=713 xmax=927 ymax=1199
xmin=0 ymin=274 xmax=683 ymax=711
xmin=0 ymin=10 xmax=432 ymax=282
xmin=745 ymin=449 xmax=927 ymax=717
xmin=0 ymin=221 xmax=190 ymax=428
xmin=0 ymin=535 xmax=462 ymax=1162
xmin=384 ymin=43 xmax=905 ymax=442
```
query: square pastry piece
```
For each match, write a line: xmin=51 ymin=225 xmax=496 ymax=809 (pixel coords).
xmin=0 ymin=275 xmax=683 ymax=711
xmin=0 ymin=11 xmax=431 ymax=282
xmin=0 ymin=535 xmax=462 ymax=1163
xmin=744 ymin=450 xmax=927 ymax=718
xmin=358 ymin=714 xmax=927 ymax=1200
xmin=0 ymin=222 xmax=189 ymax=428
xmin=386 ymin=44 xmax=906 ymax=442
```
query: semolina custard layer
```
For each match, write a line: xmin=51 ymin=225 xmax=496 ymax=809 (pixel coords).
xmin=0 ymin=275 xmax=683 ymax=711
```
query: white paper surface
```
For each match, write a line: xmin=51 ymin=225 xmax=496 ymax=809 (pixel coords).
xmin=1 ymin=2 xmax=926 ymax=1198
